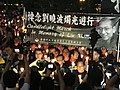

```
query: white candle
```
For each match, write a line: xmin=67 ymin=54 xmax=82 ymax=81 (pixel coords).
xmin=72 ymin=62 xmax=75 ymax=67
xmin=51 ymin=58 xmax=56 ymax=63
xmin=81 ymin=54 xmax=84 ymax=58
xmin=46 ymin=49 xmax=49 ymax=53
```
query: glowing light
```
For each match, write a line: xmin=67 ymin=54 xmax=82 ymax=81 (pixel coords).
xmin=51 ymin=58 xmax=56 ymax=63
xmin=105 ymin=52 xmax=108 ymax=57
xmin=15 ymin=26 xmax=18 ymax=29
xmin=81 ymin=47 xmax=85 ymax=50
xmin=80 ymin=0 xmax=85 ymax=2
xmin=15 ymin=4 xmax=19 ymax=6
xmin=20 ymin=67 xmax=24 ymax=73
xmin=44 ymin=55 xmax=48 ymax=59
xmin=46 ymin=49 xmax=49 ymax=53
xmin=72 ymin=62 xmax=75 ymax=67
xmin=81 ymin=54 xmax=84 ymax=58
xmin=17 ymin=20 xmax=20 ymax=22
xmin=35 ymin=38 xmax=39 ymax=42
xmin=85 ymin=56 xmax=89 ymax=61
xmin=38 ymin=44 xmax=41 ymax=48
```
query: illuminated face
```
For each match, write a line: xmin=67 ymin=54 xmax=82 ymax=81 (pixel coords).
xmin=93 ymin=51 xmax=100 ymax=61
xmin=96 ymin=19 xmax=116 ymax=41
xmin=35 ymin=51 xmax=43 ymax=60
xmin=73 ymin=51 xmax=79 ymax=60
xmin=30 ymin=44 xmax=37 ymax=51
xmin=56 ymin=56 xmax=64 ymax=65
xmin=63 ymin=49 xmax=69 ymax=56
xmin=77 ymin=61 xmax=85 ymax=73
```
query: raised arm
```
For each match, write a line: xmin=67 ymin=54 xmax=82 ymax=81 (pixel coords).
xmin=105 ymin=66 xmax=120 ymax=90
xmin=23 ymin=54 xmax=30 ymax=84
xmin=55 ymin=62 xmax=65 ymax=90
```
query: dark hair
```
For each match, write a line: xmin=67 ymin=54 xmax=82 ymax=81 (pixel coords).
xmin=3 ymin=70 xmax=19 ymax=88
xmin=76 ymin=60 xmax=85 ymax=66
xmin=35 ymin=48 xmax=43 ymax=53
xmin=69 ymin=49 xmax=80 ymax=58
xmin=64 ymin=72 xmax=76 ymax=86
xmin=87 ymin=64 xmax=103 ymax=87
xmin=30 ymin=70 xmax=41 ymax=90
xmin=62 ymin=46 xmax=69 ymax=52
xmin=41 ymin=77 xmax=54 ymax=90
xmin=55 ymin=48 xmax=60 ymax=54
xmin=77 ymin=82 xmax=92 ymax=90
xmin=56 ymin=54 xmax=64 ymax=60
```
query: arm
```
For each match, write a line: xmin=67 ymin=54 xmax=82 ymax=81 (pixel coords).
xmin=23 ymin=54 xmax=30 ymax=84
xmin=0 ymin=61 xmax=11 ymax=85
xmin=45 ymin=69 xmax=52 ymax=77
xmin=55 ymin=63 xmax=65 ymax=90
xmin=20 ymin=54 xmax=30 ymax=90
xmin=105 ymin=66 xmax=120 ymax=90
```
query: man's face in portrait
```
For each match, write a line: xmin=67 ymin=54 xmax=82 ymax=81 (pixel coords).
xmin=96 ymin=19 xmax=116 ymax=41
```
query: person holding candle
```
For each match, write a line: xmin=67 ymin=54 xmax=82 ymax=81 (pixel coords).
xmin=28 ymin=43 xmax=37 ymax=64
xmin=87 ymin=50 xmax=104 ymax=89
xmin=29 ymin=48 xmax=45 ymax=76
xmin=69 ymin=49 xmax=81 ymax=66
xmin=73 ymin=60 xmax=88 ymax=89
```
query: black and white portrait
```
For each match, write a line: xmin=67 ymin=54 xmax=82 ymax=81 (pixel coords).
xmin=95 ymin=17 xmax=119 ymax=50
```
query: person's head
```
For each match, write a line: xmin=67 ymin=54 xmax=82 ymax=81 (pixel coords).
xmin=41 ymin=77 xmax=54 ymax=90
xmin=30 ymin=70 xmax=41 ymax=90
xmin=77 ymin=82 xmax=92 ymax=90
xmin=96 ymin=17 xmax=118 ymax=41
xmin=3 ymin=70 xmax=19 ymax=88
xmin=64 ymin=72 xmax=76 ymax=87
xmin=35 ymin=48 xmax=44 ymax=60
xmin=54 ymin=48 xmax=60 ymax=58
xmin=70 ymin=49 xmax=79 ymax=62
xmin=14 ymin=37 xmax=21 ymax=45
xmin=76 ymin=60 xmax=86 ymax=73
xmin=62 ymin=47 xmax=70 ymax=56
xmin=56 ymin=54 xmax=64 ymax=66
xmin=3 ymin=47 xmax=13 ymax=55
xmin=93 ymin=50 xmax=100 ymax=62
xmin=30 ymin=43 xmax=37 ymax=51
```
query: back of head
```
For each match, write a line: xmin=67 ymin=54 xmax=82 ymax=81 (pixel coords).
xmin=64 ymin=72 xmax=76 ymax=87
xmin=3 ymin=70 xmax=19 ymax=88
xmin=87 ymin=64 xmax=103 ymax=87
xmin=41 ymin=77 xmax=54 ymax=90
xmin=30 ymin=70 xmax=41 ymax=90
xmin=77 ymin=82 xmax=92 ymax=90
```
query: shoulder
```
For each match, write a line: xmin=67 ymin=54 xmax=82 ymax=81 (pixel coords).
xmin=0 ymin=84 xmax=4 ymax=90
xmin=20 ymin=83 xmax=30 ymax=90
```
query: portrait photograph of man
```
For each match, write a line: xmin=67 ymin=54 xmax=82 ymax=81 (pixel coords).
xmin=95 ymin=17 xmax=120 ymax=50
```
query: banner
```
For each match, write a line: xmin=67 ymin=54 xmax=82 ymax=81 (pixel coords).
xmin=24 ymin=12 xmax=120 ymax=50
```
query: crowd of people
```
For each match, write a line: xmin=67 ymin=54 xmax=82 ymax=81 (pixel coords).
xmin=0 ymin=4 xmax=120 ymax=90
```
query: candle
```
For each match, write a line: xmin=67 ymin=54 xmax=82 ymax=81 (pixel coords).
xmin=20 ymin=67 xmax=24 ymax=73
xmin=81 ymin=54 xmax=84 ymax=58
xmin=15 ymin=26 xmax=18 ymax=29
xmin=85 ymin=56 xmax=89 ymax=61
xmin=38 ymin=44 xmax=41 ymax=48
xmin=78 ymin=75 xmax=83 ymax=84
xmin=81 ymin=47 xmax=85 ymax=50
xmin=72 ymin=62 xmax=75 ymax=67
xmin=46 ymin=49 xmax=49 ymax=53
xmin=51 ymin=58 xmax=56 ymax=63
xmin=105 ymin=52 xmax=108 ymax=57
xmin=44 ymin=55 xmax=48 ymax=59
